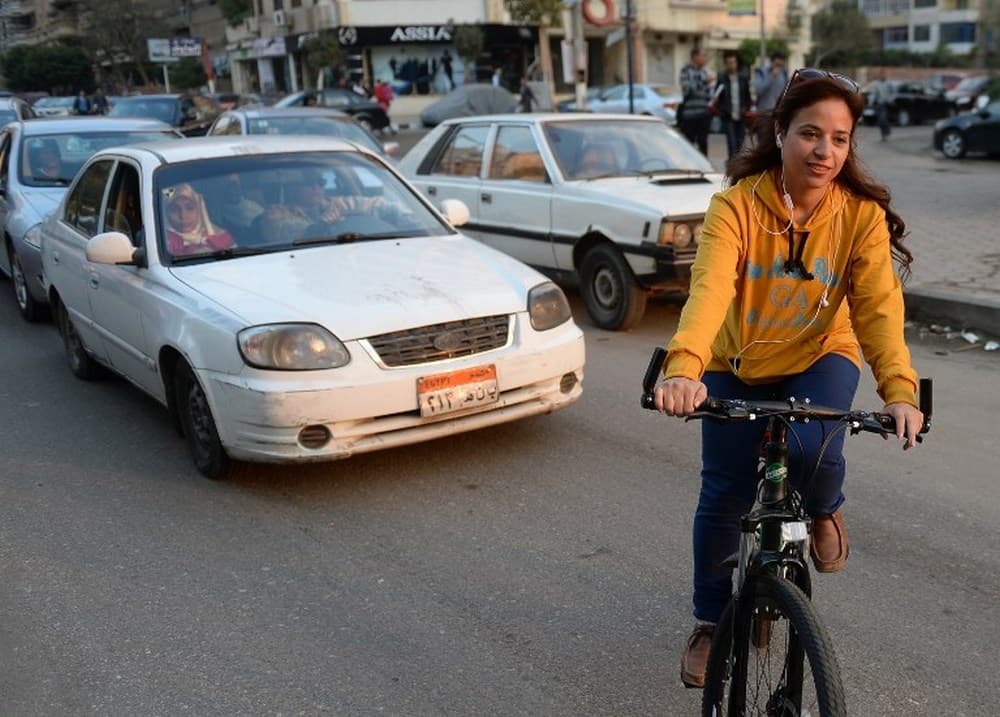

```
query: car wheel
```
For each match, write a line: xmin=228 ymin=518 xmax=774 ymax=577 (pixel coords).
xmin=174 ymin=362 xmax=231 ymax=479
xmin=57 ymin=300 xmax=102 ymax=380
xmin=940 ymin=129 xmax=966 ymax=159
xmin=896 ymin=108 xmax=911 ymax=127
xmin=356 ymin=115 xmax=375 ymax=132
xmin=580 ymin=243 xmax=647 ymax=331
xmin=9 ymin=246 xmax=46 ymax=322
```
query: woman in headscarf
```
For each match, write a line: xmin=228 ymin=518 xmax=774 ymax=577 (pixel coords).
xmin=164 ymin=183 xmax=235 ymax=257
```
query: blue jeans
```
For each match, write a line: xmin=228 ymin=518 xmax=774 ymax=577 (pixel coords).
xmin=692 ymin=353 xmax=860 ymax=622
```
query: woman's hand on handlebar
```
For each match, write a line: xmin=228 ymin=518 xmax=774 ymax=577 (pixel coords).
xmin=654 ymin=377 xmax=708 ymax=416
xmin=883 ymin=402 xmax=924 ymax=450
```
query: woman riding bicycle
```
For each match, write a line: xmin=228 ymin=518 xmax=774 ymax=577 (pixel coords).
xmin=652 ymin=70 xmax=924 ymax=689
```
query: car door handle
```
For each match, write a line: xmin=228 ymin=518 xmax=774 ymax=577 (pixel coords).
xmin=481 ymin=192 xmax=492 ymax=204
xmin=51 ymin=250 xmax=60 ymax=264
xmin=426 ymin=186 xmax=437 ymax=196
xmin=89 ymin=276 xmax=99 ymax=290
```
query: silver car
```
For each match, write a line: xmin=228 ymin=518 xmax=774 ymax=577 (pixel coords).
xmin=0 ymin=117 xmax=182 ymax=321
xmin=573 ymin=84 xmax=682 ymax=124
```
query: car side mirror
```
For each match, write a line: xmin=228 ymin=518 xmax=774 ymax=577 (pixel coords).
xmin=86 ymin=231 xmax=141 ymax=266
xmin=975 ymin=95 xmax=989 ymax=111
xmin=439 ymin=198 xmax=470 ymax=227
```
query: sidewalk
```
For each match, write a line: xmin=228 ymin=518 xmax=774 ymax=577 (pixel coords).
xmin=387 ymin=95 xmax=1000 ymax=340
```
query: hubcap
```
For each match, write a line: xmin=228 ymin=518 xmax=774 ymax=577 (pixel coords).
xmin=593 ymin=265 xmax=620 ymax=308
xmin=943 ymin=133 xmax=962 ymax=157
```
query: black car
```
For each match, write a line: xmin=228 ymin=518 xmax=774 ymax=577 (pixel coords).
xmin=109 ymin=94 xmax=220 ymax=136
xmin=933 ymin=99 xmax=1000 ymax=159
xmin=274 ymin=89 xmax=390 ymax=131
xmin=862 ymin=80 xmax=952 ymax=127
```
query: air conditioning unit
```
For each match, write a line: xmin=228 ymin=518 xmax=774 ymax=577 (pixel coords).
xmin=273 ymin=9 xmax=288 ymax=27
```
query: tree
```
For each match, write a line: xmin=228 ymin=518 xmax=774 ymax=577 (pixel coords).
xmin=169 ymin=58 xmax=207 ymax=91
xmin=219 ymin=0 xmax=252 ymax=26
xmin=504 ymin=0 xmax=563 ymax=104
xmin=0 ymin=44 xmax=94 ymax=93
xmin=453 ymin=25 xmax=485 ymax=83
xmin=301 ymin=33 xmax=343 ymax=88
xmin=809 ymin=0 xmax=872 ymax=70
xmin=737 ymin=38 xmax=790 ymax=75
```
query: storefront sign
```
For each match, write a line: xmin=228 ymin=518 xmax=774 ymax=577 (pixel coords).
xmin=147 ymin=39 xmax=178 ymax=63
xmin=253 ymin=36 xmax=287 ymax=58
xmin=389 ymin=26 xmax=453 ymax=43
xmin=170 ymin=37 xmax=203 ymax=58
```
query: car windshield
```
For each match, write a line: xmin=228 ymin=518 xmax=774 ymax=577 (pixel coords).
xmin=543 ymin=119 xmax=714 ymax=180
xmin=110 ymin=98 xmax=179 ymax=124
xmin=35 ymin=97 xmax=74 ymax=108
xmin=19 ymin=131 xmax=179 ymax=187
xmin=246 ymin=116 xmax=384 ymax=154
xmin=154 ymin=151 xmax=451 ymax=263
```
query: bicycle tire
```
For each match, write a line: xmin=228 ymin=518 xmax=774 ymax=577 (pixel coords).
xmin=702 ymin=573 xmax=846 ymax=717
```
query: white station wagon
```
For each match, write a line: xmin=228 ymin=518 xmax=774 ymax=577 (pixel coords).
xmin=398 ymin=113 xmax=724 ymax=331
xmin=40 ymin=136 xmax=584 ymax=478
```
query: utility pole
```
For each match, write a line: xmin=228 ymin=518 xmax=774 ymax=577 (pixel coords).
xmin=625 ymin=0 xmax=634 ymax=113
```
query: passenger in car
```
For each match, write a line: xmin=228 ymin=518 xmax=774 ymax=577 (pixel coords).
xmin=575 ymin=142 xmax=618 ymax=179
xmin=28 ymin=140 xmax=63 ymax=179
xmin=164 ymin=182 xmax=235 ymax=256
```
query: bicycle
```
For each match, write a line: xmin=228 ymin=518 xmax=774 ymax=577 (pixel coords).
xmin=640 ymin=347 xmax=932 ymax=717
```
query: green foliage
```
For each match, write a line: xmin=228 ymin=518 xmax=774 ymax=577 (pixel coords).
xmin=1 ymin=44 xmax=94 ymax=93
xmin=503 ymin=0 xmax=564 ymax=25
xmin=302 ymin=33 xmax=343 ymax=78
xmin=809 ymin=0 xmax=872 ymax=69
xmin=736 ymin=38 xmax=789 ymax=73
xmin=169 ymin=58 xmax=207 ymax=91
xmin=219 ymin=0 xmax=252 ymax=26
xmin=453 ymin=25 xmax=485 ymax=65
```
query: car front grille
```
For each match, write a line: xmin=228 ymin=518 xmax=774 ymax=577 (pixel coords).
xmin=367 ymin=314 xmax=511 ymax=367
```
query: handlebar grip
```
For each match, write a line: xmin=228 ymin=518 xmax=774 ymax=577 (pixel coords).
xmin=919 ymin=377 xmax=932 ymax=433
xmin=640 ymin=347 xmax=667 ymax=410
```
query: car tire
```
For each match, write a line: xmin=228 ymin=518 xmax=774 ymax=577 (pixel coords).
xmin=896 ymin=108 xmax=911 ymax=127
xmin=9 ymin=245 xmax=47 ymax=322
xmin=57 ymin=300 xmax=102 ymax=380
xmin=580 ymin=243 xmax=647 ymax=331
xmin=940 ymin=129 xmax=966 ymax=159
xmin=174 ymin=362 xmax=232 ymax=480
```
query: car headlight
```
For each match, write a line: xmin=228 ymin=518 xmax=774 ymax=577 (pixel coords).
xmin=238 ymin=323 xmax=350 ymax=370
xmin=528 ymin=281 xmax=572 ymax=331
xmin=659 ymin=220 xmax=698 ymax=248
xmin=23 ymin=223 xmax=43 ymax=250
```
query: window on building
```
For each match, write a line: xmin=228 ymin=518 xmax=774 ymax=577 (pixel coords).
xmin=913 ymin=25 xmax=931 ymax=42
xmin=940 ymin=22 xmax=976 ymax=43
xmin=913 ymin=0 xmax=935 ymax=8
xmin=884 ymin=26 xmax=909 ymax=44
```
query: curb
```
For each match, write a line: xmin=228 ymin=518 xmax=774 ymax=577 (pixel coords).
xmin=904 ymin=287 xmax=1000 ymax=337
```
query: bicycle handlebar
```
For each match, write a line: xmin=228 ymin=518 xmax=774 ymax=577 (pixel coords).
xmin=639 ymin=347 xmax=932 ymax=440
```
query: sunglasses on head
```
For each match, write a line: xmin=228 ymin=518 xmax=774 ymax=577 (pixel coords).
xmin=778 ymin=68 xmax=860 ymax=105
xmin=169 ymin=199 xmax=198 ymax=212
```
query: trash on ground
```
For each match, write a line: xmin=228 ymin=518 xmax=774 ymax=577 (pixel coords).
xmin=985 ymin=341 xmax=999 ymax=351
xmin=961 ymin=331 xmax=980 ymax=343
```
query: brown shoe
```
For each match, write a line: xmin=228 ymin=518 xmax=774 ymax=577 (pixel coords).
xmin=810 ymin=509 xmax=849 ymax=573
xmin=680 ymin=624 xmax=714 ymax=688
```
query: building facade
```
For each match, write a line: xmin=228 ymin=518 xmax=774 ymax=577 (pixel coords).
xmin=860 ymin=0 xmax=983 ymax=57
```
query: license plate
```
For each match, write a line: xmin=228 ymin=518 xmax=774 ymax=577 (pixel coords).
xmin=417 ymin=364 xmax=499 ymax=417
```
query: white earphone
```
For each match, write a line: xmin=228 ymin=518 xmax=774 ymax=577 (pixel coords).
xmin=776 ymin=135 xmax=783 ymax=149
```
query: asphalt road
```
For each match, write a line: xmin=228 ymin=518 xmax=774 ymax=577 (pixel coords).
xmin=0 ymin=278 xmax=997 ymax=714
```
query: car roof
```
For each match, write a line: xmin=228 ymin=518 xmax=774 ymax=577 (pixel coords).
xmin=225 ymin=107 xmax=352 ymax=120
xmin=16 ymin=117 xmax=176 ymax=135
xmin=115 ymin=94 xmax=185 ymax=101
xmin=96 ymin=134 xmax=366 ymax=162
xmin=438 ymin=112 xmax=668 ymax=125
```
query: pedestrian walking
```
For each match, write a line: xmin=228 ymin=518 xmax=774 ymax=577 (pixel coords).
xmin=712 ymin=50 xmax=753 ymax=160
xmin=678 ymin=47 xmax=713 ymax=156
xmin=72 ymin=89 xmax=92 ymax=115
xmin=373 ymin=79 xmax=397 ymax=135
xmin=518 ymin=77 xmax=536 ymax=113
xmin=92 ymin=87 xmax=109 ymax=115
xmin=870 ymin=72 xmax=893 ymax=141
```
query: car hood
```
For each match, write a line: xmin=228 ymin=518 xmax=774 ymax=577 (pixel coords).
xmin=567 ymin=174 xmax=724 ymax=215
xmin=170 ymin=235 xmax=539 ymax=340
xmin=18 ymin=187 xmax=65 ymax=223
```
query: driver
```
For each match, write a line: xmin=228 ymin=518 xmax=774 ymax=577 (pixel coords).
xmin=28 ymin=140 xmax=63 ymax=179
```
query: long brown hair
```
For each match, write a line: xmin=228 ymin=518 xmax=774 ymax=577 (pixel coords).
xmin=728 ymin=75 xmax=913 ymax=278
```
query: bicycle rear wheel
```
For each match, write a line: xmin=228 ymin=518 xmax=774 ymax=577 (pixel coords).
xmin=702 ymin=573 xmax=846 ymax=717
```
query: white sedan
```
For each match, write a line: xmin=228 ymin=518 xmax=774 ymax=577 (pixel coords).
xmin=398 ymin=113 xmax=724 ymax=331
xmin=40 ymin=136 xmax=584 ymax=479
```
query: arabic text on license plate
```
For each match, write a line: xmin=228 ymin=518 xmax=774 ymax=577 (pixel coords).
xmin=417 ymin=364 xmax=499 ymax=417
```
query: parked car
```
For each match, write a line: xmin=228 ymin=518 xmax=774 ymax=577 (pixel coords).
xmin=585 ymin=83 xmax=682 ymax=124
xmin=39 ymin=135 xmax=584 ymax=478
xmin=933 ymin=98 xmax=1000 ymax=159
xmin=207 ymin=106 xmax=398 ymax=159
xmin=0 ymin=96 xmax=37 ymax=124
xmin=419 ymin=85 xmax=517 ymax=127
xmin=861 ymin=79 xmax=952 ymax=127
xmin=274 ymin=89 xmax=390 ymax=132
xmin=109 ymin=94 xmax=220 ymax=136
xmin=32 ymin=96 xmax=76 ymax=117
xmin=946 ymin=75 xmax=991 ymax=114
xmin=398 ymin=113 xmax=723 ymax=330
xmin=556 ymin=86 xmax=606 ymax=113
xmin=0 ymin=117 xmax=182 ymax=321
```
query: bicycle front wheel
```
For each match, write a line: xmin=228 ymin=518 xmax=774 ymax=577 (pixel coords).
xmin=702 ymin=573 xmax=846 ymax=717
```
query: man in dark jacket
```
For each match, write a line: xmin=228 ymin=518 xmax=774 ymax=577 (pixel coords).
xmin=712 ymin=50 xmax=753 ymax=159
xmin=678 ymin=47 xmax=712 ymax=156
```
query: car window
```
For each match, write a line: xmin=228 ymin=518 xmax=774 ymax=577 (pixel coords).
xmin=246 ymin=116 xmax=384 ymax=154
xmin=103 ymin=162 xmax=143 ymax=245
xmin=431 ymin=125 xmax=489 ymax=177
xmin=64 ymin=160 xmax=113 ymax=237
xmin=0 ymin=131 xmax=11 ymax=187
xmin=488 ymin=126 xmax=547 ymax=183
xmin=153 ymin=151 xmax=452 ymax=261
xmin=602 ymin=86 xmax=628 ymax=101
xmin=20 ymin=131 xmax=178 ymax=187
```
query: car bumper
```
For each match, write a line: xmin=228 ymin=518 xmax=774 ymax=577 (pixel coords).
xmin=201 ymin=318 xmax=585 ymax=462
xmin=14 ymin=239 xmax=49 ymax=304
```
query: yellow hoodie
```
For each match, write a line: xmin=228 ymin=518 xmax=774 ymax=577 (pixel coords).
xmin=665 ymin=170 xmax=918 ymax=406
